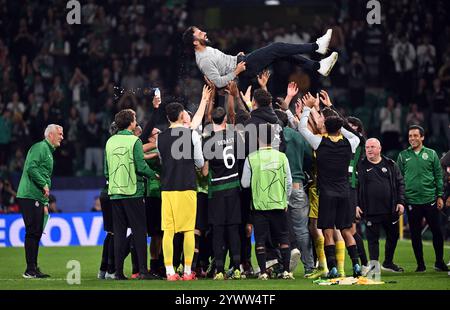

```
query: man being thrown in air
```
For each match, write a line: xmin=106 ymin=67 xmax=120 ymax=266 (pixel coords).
xmin=183 ymin=26 xmax=338 ymax=89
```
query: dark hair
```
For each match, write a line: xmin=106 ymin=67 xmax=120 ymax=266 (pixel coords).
xmin=165 ymin=102 xmax=184 ymax=123
xmin=182 ymin=26 xmax=196 ymax=49
xmin=258 ymin=123 xmax=275 ymax=146
xmin=253 ymin=89 xmax=272 ymax=107
xmin=274 ymin=109 xmax=288 ymax=127
xmin=235 ymin=110 xmax=250 ymax=125
xmin=347 ymin=116 xmax=364 ymax=133
xmin=109 ymin=121 xmax=119 ymax=135
xmin=324 ymin=116 xmax=344 ymax=134
xmin=212 ymin=107 xmax=226 ymax=125
xmin=114 ymin=109 xmax=135 ymax=130
xmin=321 ymin=107 xmax=338 ymax=119
xmin=408 ymin=125 xmax=425 ymax=137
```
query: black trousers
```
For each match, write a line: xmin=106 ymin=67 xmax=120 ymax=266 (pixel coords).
xmin=111 ymin=198 xmax=148 ymax=275
xmin=365 ymin=215 xmax=399 ymax=263
xmin=19 ymin=198 xmax=44 ymax=271
xmin=406 ymin=202 xmax=444 ymax=265
xmin=238 ymin=42 xmax=319 ymax=90
xmin=213 ymin=224 xmax=241 ymax=272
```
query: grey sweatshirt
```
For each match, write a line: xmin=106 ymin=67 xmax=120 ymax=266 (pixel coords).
xmin=195 ymin=47 xmax=237 ymax=88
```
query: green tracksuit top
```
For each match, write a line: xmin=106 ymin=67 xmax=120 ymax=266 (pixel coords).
xmin=248 ymin=148 xmax=289 ymax=211
xmin=397 ymin=146 xmax=443 ymax=204
xmin=105 ymin=130 xmax=156 ymax=200
xmin=17 ymin=139 xmax=55 ymax=205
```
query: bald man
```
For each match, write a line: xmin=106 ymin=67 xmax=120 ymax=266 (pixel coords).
xmin=357 ymin=138 xmax=405 ymax=273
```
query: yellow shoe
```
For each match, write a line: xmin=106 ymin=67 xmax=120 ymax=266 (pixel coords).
xmin=232 ymin=269 xmax=241 ymax=280
xmin=214 ymin=272 xmax=224 ymax=280
xmin=305 ymin=267 xmax=328 ymax=279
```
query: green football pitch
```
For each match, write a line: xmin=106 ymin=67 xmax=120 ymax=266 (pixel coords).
xmin=0 ymin=240 xmax=448 ymax=290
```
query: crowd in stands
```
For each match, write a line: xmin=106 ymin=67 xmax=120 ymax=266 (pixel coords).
xmin=0 ymin=0 xmax=449 ymax=214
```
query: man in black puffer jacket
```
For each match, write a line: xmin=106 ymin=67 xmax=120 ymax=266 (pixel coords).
xmin=357 ymin=138 xmax=405 ymax=273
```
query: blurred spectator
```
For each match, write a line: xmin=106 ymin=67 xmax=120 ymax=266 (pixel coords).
xmin=405 ymin=103 xmax=425 ymax=128
xmin=91 ymin=196 xmax=102 ymax=212
xmin=0 ymin=178 xmax=18 ymax=214
xmin=417 ymin=35 xmax=436 ymax=80
xmin=0 ymin=110 xmax=12 ymax=165
xmin=48 ymin=194 xmax=61 ymax=213
xmin=8 ymin=147 xmax=25 ymax=174
xmin=84 ymin=112 xmax=103 ymax=175
xmin=69 ymin=67 xmax=90 ymax=124
xmin=430 ymin=78 xmax=450 ymax=148
xmin=347 ymin=52 xmax=366 ymax=108
xmin=379 ymin=96 xmax=401 ymax=152
xmin=392 ymin=35 xmax=416 ymax=103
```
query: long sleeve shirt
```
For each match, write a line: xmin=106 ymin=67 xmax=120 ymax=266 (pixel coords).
xmin=195 ymin=47 xmax=237 ymax=88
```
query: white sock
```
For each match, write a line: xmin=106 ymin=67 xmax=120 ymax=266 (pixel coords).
xmin=184 ymin=265 xmax=191 ymax=275
xmin=166 ymin=266 xmax=175 ymax=276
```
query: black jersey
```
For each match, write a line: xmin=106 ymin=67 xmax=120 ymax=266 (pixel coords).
xmin=203 ymin=128 xmax=242 ymax=197
xmin=316 ymin=135 xmax=352 ymax=197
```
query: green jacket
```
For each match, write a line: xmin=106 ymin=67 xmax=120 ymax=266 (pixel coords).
xmin=397 ymin=146 xmax=443 ymax=204
xmin=105 ymin=130 xmax=156 ymax=200
xmin=283 ymin=127 xmax=308 ymax=184
xmin=17 ymin=139 xmax=55 ymax=205
xmin=145 ymin=150 xmax=161 ymax=198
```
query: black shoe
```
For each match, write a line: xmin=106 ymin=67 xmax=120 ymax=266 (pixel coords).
xmin=35 ymin=268 xmax=51 ymax=278
xmin=23 ymin=270 xmax=38 ymax=279
xmin=434 ymin=261 xmax=449 ymax=272
xmin=114 ymin=273 xmax=128 ymax=280
xmin=138 ymin=272 xmax=159 ymax=280
xmin=415 ymin=265 xmax=426 ymax=272
xmin=382 ymin=262 xmax=404 ymax=273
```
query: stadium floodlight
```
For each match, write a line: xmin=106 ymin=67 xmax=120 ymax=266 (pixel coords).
xmin=265 ymin=0 xmax=280 ymax=5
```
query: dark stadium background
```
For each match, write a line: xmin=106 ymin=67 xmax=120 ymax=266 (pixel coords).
xmin=0 ymin=0 xmax=449 ymax=217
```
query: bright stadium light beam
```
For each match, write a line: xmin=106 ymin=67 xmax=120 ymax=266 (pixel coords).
xmin=265 ymin=0 xmax=280 ymax=6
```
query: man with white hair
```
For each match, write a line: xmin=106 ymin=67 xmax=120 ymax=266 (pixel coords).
xmin=357 ymin=138 xmax=405 ymax=274
xmin=17 ymin=124 xmax=64 ymax=278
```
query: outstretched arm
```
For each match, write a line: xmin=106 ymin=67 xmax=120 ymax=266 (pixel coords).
xmin=190 ymin=85 xmax=213 ymax=130
xmin=299 ymin=107 xmax=322 ymax=150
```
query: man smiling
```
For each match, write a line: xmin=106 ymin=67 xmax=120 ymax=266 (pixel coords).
xmin=397 ymin=125 xmax=448 ymax=272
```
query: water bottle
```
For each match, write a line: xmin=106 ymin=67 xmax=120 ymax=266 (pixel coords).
xmin=154 ymin=88 xmax=161 ymax=99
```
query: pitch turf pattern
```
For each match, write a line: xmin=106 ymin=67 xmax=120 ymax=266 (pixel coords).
xmin=0 ymin=240 xmax=448 ymax=290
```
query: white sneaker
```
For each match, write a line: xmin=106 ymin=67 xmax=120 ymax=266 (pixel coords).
xmin=105 ymin=272 xmax=116 ymax=280
xmin=282 ymin=271 xmax=295 ymax=280
xmin=97 ymin=270 xmax=106 ymax=280
xmin=289 ymin=248 xmax=301 ymax=273
xmin=318 ymin=52 xmax=338 ymax=77
xmin=447 ymin=260 xmax=450 ymax=267
xmin=258 ymin=273 xmax=269 ymax=280
xmin=315 ymin=29 xmax=332 ymax=55
xmin=361 ymin=265 xmax=371 ymax=277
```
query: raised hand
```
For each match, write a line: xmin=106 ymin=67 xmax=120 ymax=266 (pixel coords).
xmin=152 ymin=94 xmax=161 ymax=109
xmin=226 ymin=81 xmax=239 ymax=98
xmin=301 ymin=92 xmax=316 ymax=109
xmin=201 ymin=85 xmax=213 ymax=102
xmin=257 ymin=70 xmax=271 ymax=90
xmin=319 ymin=90 xmax=332 ymax=107
xmin=286 ymin=82 xmax=299 ymax=98
xmin=295 ymin=98 xmax=303 ymax=118
xmin=240 ymin=85 xmax=252 ymax=107
xmin=234 ymin=61 xmax=247 ymax=76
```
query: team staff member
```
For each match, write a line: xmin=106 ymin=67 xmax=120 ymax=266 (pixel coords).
xmin=105 ymin=109 xmax=157 ymax=280
xmin=397 ymin=125 xmax=448 ymax=272
xmin=241 ymin=124 xmax=294 ymax=280
xmin=357 ymin=138 xmax=405 ymax=273
xmin=17 ymin=124 xmax=64 ymax=278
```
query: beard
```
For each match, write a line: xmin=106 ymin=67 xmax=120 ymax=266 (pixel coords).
xmin=197 ymin=37 xmax=211 ymax=46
